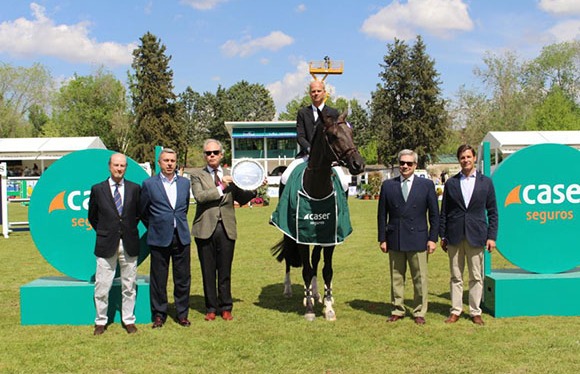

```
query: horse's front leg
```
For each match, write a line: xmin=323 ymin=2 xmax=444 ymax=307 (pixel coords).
xmin=298 ymin=245 xmax=316 ymax=321
xmin=322 ymin=246 xmax=336 ymax=321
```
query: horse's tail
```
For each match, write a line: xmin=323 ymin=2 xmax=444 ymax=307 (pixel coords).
xmin=270 ymin=235 xmax=302 ymax=267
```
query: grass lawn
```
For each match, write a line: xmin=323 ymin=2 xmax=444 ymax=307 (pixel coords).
xmin=0 ymin=199 xmax=579 ymax=373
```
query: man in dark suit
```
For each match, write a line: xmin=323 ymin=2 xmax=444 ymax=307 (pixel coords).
xmin=88 ymin=153 xmax=141 ymax=335
xmin=280 ymin=80 xmax=340 ymax=185
xmin=140 ymin=148 xmax=192 ymax=328
xmin=440 ymin=144 xmax=498 ymax=326
xmin=191 ymin=139 xmax=257 ymax=321
xmin=377 ymin=149 xmax=439 ymax=325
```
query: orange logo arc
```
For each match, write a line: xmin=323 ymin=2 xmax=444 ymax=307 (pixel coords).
xmin=48 ymin=191 xmax=66 ymax=213
xmin=504 ymin=185 xmax=522 ymax=207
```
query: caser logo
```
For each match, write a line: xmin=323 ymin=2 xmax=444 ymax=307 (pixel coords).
xmin=504 ymin=183 xmax=579 ymax=224
xmin=303 ymin=212 xmax=332 ymax=225
xmin=48 ymin=190 xmax=91 ymax=213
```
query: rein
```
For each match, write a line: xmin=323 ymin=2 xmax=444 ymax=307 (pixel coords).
xmin=324 ymin=121 xmax=356 ymax=167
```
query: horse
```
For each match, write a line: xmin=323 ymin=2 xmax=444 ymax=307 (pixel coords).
xmin=271 ymin=111 xmax=365 ymax=321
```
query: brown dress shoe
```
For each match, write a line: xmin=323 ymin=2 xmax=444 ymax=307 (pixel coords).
xmin=125 ymin=324 xmax=138 ymax=334
xmin=204 ymin=312 xmax=216 ymax=321
xmin=221 ymin=311 xmax=233 ymax=321
xmin=471 ymin=315 xmax=485 ymax=325
xmin=414 ymin=316 xmax=426 ymax=325
xmin=152 ymin=316 xmax=164 ymax=329
xmin=445 ymin=314 xmax=460 ymax=323
xmin=387 ymin=315 xmax=404 ymax=322
xmin=178 ymin=318 xmax=191 ymax=327
xmin=94 ymin=325 xmax=106 ymax=335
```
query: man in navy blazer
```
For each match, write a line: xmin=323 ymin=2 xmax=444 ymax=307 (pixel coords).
xmin=377 ymin=150 xmax=439 ymax=325
xmin=440 ymin=144 xmax=498 ymax=326
xmin=141 ymin=148 xmax=192 ymax=328
xmin=88 ymin=153 xmax=141 ymax=335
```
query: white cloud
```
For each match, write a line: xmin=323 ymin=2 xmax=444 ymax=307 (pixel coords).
xmin=360 ymin=0 xmax=474 ymax=40
xmin=221 ymin=31 xmax=294 ymax=57
xmin=545 ymin=19 xmax=580 ymax=42
xmin=180 ymin=0 xmax=228 ymax=11
xmin=296 ymin=4 xmax=307 ymax=13
xmin=0 ymin=3 xmax=136 ymax=66
xmin=266 ymin=61 xmax=311 ymax=114
xmin=539 ymin=0 xmax=580 ymax=15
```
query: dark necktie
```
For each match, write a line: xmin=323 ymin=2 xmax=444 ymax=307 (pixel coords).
xmin=213 ymin=168 xmax=220 ymax=186
xmin=114 ymin=184 xmax=123 ymax=214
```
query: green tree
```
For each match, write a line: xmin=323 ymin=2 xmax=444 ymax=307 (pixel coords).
xmin=47 ymin=69 xmax=129 ymax=150
xmin=370 ymin=36 xmax=448 ymax=168
xmin=130 ymin=32 xmax=183 ymax=164
xmin=0 ymin=62 xmax=53 ymax=137
xmin=526 ymin=86 xmax=580 ymax=130
xmin=225 ymin=80 xmax=276 ymax=121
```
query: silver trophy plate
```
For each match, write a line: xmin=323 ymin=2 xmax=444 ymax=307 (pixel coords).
xmin=231 ymin=158 xmax=264 ymax=190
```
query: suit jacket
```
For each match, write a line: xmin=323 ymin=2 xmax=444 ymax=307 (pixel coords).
xmin=296 ymin=105 xmax=339 ymax=158
xmin=140 ymin=174 xmax=191 ymax=247
xmin=377 ymin=176 xmax=439 ymax=252
xmin=190 ymin=167 xmax=255 ymax=241
xmin=439 ymin=170 xmax=498 ymax=247
xmin=88 ymin=179 xmax=141 ymax=258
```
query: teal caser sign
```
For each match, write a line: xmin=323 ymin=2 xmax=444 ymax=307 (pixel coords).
xmin=29 ymin=149 xmax=150 ymax=281
xmin=493 ymin=143 xmax=580 ymax=274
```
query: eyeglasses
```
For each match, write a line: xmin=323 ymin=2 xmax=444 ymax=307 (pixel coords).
xmin=399 ymin=161 xmax=415 ymax=167
xmin=205 ymin=150 xmax=221 ymax=156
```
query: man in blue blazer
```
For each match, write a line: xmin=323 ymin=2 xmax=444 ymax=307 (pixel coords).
xmin=377 ymin=149 xmax=439 ymax=325
xmin=440 ymin=144 xmax=498 ymax=326
xmin=141 ymin=148 xmax=192 ymax=328
xmin=88 ymin=153 xmax=141 ymax=335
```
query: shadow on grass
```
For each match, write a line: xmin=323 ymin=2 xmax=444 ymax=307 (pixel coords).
xmin=347 ymin=299 xmax=389 ymax=317
xmin=254 ymin=283 xmax=308 ymax=316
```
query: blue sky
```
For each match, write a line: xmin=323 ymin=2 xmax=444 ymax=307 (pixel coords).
xmin=1 ymin=0 xmax=579 ymax=114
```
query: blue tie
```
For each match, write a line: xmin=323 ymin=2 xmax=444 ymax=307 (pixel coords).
xmin=114 ymin=184 xmax=123 ymax=215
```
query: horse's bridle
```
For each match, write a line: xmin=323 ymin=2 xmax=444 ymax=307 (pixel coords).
xmin=324 ymin=120 xmax=357 ymax=166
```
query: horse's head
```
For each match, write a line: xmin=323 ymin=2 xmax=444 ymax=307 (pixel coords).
xmin=322 ymin=111 xmax=365 ymax=175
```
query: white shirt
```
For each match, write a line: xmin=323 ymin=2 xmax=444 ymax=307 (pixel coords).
xmin=460 ymin=171 xmax=476 ymax=207
xmin=311 ymin=103 xmax=325 ymax=121
xmin=160 ymin=173 xmax=177 ymax=209
xmin=401 ymin=174 xmax=415 ymax=191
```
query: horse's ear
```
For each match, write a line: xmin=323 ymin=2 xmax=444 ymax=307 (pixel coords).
xmin=338 ymin=111 xmax=348 ymax=122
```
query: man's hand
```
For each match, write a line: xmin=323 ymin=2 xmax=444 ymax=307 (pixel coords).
xmin=380 ymin=242 xmax=388 ymax=253
xmin=427 ymin=240 xmax=436 ymax=254
xmin=441 ymin=238 xmax=448 ymax=252
xmin=486 ymin=239 xmax=496 ymax=253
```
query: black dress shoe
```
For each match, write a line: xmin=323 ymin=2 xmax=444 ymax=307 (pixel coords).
xmin=152 ymin=316 xmax=164 ymax=329
xmin=178 ymin=318 xmax=191 ymax=327
xmin=94 ymin=325 xmax=106 ymax=335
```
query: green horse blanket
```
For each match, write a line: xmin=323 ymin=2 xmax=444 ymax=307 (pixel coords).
xmin=270 ymin=163 xmax=352 ymax=246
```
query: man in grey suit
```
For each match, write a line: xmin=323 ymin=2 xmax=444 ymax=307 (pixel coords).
xmin=140 ymin=148 xmax=192 ymax=328
xmin=191 ymin=139 xmax=257 ymax=321
xmin=440 ymin=144 xmax=498 ymax=326
xmin=377 ymin=149 xmax=439 ymax=325
xmin=88 ymin=153 xmax=141 ymax=335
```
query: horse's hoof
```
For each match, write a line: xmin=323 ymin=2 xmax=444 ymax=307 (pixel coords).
xmin=283 ymin=290 xmax=292 ymax=298
xmin=304 ymin=312 xmax=316 ymax=321
xmin=324 ymin=307 xmax=336 ymax=321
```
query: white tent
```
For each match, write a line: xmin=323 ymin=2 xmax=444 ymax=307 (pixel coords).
xmin=0 ymin=137 xmax=106 ymax=161
xmin=0 ymin=137 xmax=107 ymax=175
xmin=482 ymin=131 xmax=580 ymax=166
